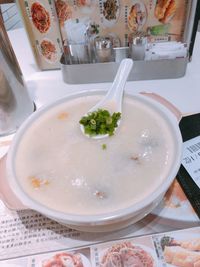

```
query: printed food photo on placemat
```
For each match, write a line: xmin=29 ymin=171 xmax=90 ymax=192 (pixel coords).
xmin=27 ymin=248 xmax=91 ymax=267
xmin=153 ymin=227 xmax=200 ymax=267
xmin=151 ymin=179 xmax=199 ymax=225
xmin=91 ymin=237 xmax=159 ymax=267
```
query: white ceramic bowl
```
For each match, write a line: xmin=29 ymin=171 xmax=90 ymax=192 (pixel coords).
xmin=6 ymin=91 xmax=183 ymax=232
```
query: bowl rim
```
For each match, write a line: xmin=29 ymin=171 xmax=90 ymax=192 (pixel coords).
xmin=6 ymin=90 xmax=183 ymax=226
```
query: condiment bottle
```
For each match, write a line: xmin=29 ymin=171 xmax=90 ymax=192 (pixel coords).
xmin=94 ymin=36 xmax=113 ymax=63
xmin=130 ymin=35 xmax=147 ymax=61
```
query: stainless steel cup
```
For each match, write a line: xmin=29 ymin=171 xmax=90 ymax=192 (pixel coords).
xmin=0 ymin=8 xmax=34 ymax=136
xmin=114 ymin=47 xmax=129 ymax=62
xmin=94 ymin=36 xmax=114 ymax=63
xmin=68 ymin=43 xmax=90 ymax=64
xmin=130 ymin=35 xmax=147 ymax=60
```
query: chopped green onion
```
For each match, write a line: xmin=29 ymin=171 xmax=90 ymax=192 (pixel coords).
xmin=106 ymin=117 xmax=112 ymax=125
xmin=90 ymin=119 xmax=96 ymax=125
xmin=79 ymin=109 xmax=121 ymax=137
xmin=102 ymin=144 xmax=107 ymax=150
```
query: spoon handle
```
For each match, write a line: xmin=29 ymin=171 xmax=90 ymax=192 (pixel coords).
xmin=104 ymin=58 xmax=133 ymax=108
xmin=88 ymin=58 xmax=133 ymax=113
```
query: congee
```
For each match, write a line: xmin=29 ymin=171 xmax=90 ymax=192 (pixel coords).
xmin=14 ymin=95 xmax=175 ymax=215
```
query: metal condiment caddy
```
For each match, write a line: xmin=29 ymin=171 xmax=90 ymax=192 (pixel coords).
xmin=60 ymin=33 xmax=189 ymax=84
xmin=58 ymin=0 xmax=199 ymax=84
xmin=60 ymin=31 xmax=189 ymax=84
xmin=60 ymin=53 xmax=188 ymax=84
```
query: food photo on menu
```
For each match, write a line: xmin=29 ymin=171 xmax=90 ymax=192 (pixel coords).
xmin=31 ymin=1 xmax=51 ymax=33
xmin=17 ymin=0 xmax=63 ymax=70
xmin=153 ymin=227 xmax=200 ymax=267
xmin=151 ymin=178 xmax=200 ymax=225
xmin=27 ymin=248 xmax=91 ymax=267
xmin=162 ymin=236 xmax=200 ymax=267
xmin=92 ymin=240 xmax=158 ymax=267
xmin=40 ymin=39 xmax=58 ymax=63
xmin=127 ymin=2 xmax=147 ymax=32
xmin=154 ymin=0 xmax=176 ymax=24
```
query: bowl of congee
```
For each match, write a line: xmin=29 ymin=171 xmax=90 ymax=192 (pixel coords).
xmin=6 ymin=90 xmax=182 ymax=232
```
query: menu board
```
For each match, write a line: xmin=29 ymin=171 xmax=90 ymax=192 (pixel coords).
xmin=17 ymin=0 xmax=63 ymax=70
xmin=55 ymin=0 xmax=191 ymax=46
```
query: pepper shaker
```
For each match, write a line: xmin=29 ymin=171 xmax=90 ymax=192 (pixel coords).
xmin=130 ymin=35 xmax=147 ymax=60
xmin=94 ymin=36 xmax=113 ymax=63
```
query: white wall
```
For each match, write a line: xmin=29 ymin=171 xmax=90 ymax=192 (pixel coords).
xmin=1 ymin=3 xmax=23 ymax=31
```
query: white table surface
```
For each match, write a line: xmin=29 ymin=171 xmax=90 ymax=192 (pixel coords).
xmin=8 ymin=28 xmax=200 ymax=115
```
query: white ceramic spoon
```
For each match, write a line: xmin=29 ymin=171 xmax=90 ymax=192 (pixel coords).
xmin=80 ymin=58 xmax=134 ymax=139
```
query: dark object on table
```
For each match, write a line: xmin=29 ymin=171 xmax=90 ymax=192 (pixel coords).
xmin=177 ymin=113 xmax=200 ymax=219
xmin=188 ymin=0 xmax=200 ymax=59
